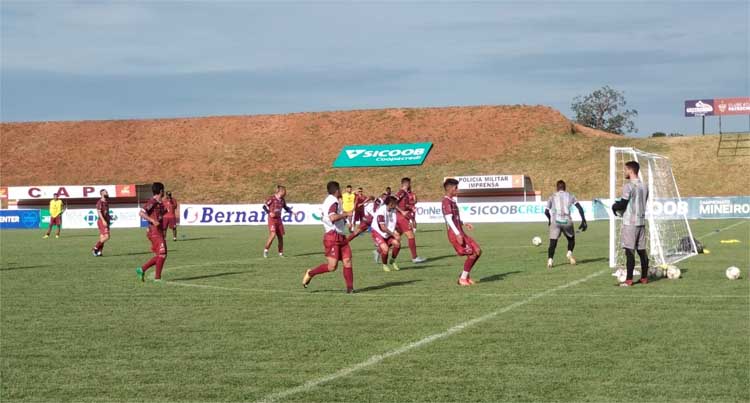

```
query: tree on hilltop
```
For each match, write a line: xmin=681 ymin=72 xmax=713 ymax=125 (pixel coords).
xmin=571 ymin=86 xmax=638 ymax=135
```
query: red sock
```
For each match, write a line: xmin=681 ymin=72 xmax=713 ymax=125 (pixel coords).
xmin=278 ymin=237 xmax=284 ymax=254
xmin=343 ymin=265 xmax=354 ymax=289
xmin=381 ymin=251 xmax=388 ymax=264
xmin=155 ymin=256 xmax=166 ymax=279
xmin=391 ymin=245 xmax=400 ymax=259
xmin=94 ymin=241 xmax=102 ymax=250
xmin=309 ymin=263 xmax=330 ymax=277
xmin=99 ymin=243 xmax=105 ymax=253
xmin=463 ymin=255 xmax=479 ymax=272
xmin=408 ymin=238 xmax=417 ymax=259
xmin=142 ymin=256 xmax=158 ymax=272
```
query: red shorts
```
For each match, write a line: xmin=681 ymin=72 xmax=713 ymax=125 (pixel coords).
xmin=163 ymin=216 xmax=177 ymax=230
xmin=97 ymin=219 xmax=110 ymax=236
xmin=353 ymin=208 xmax=365 ymax=223
xmin=323 ymin=231 xmax=352 ymax=261
xmin=50 ymin=215 xmax=62 ymax=227
xmin=448 ymin=231 xmax=480 ymax=256
xmin=396 ymin=213 xmax=412 ymax=234
xmin=268 ymin=219 xmax=285 ymax=236
xmin=371 ymin=232 xmax=397 ymax=248
xmin=147 ymin=230 xmax=167 ymax=255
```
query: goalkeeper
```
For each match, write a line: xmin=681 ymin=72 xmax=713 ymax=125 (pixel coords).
xmin=544 ymin=180 xmax=587 ymax=269
xmin=611 ymin=161 xmax=650 ymax=287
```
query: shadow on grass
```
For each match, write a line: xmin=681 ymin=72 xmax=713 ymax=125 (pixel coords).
xmin=58 ymin=234 xmax=97 ymax=238
xmin=108 ymin=251 xmax=152 ymax=257
xmin=172 ymin=271 xmax=247 ymax=281
xmin=479 ymin=270 xmax=521 ymax=283
xmin=0 ymin=265 xmax=52 ymax=272
xmin=576 ymin=257 xmax=608 ymax=265
xmin=310 ymin=280 xmax=422 ymax=294
xmin=294 ymin=251 xmax=322 ymax=257
xmin=175 ymin=237 xmax=217 ymax=242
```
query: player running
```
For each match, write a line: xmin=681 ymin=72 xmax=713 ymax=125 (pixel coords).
xmin=92 ymin=189 xmax=111 ymax=256
xmin=442 ymin=178 xmax=482 ymax=286
xmin=43 ymin=193 xmax=66 ymax=239
xmin=263 ymin=185 xmax=293 ymax=258
xmin=162 ymin=191 xmax=179 ymax=241
xmin=345 ymin=195 xmax=375 ymax=243
xmin=352 ymin=187 xmax=368 ymax=228
xmin=136 ymin=182 xmax=168 ymax=283
xmin=544 ymin=180 xmax=588 ymax=269
xmin=302 ymin=181 xmax=355 ymax=293
xmin=612 ymin=161 xmax=650 ymax=287
xmin=373 ymin=196 xmax=402 ymax=272
xmin=342 ymin=185 xmax=356 ymax=231
xmin=395 ymin=178 xmax=426 ymax=263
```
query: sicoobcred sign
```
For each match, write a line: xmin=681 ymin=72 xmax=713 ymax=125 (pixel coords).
xmin=6 ymin=185 xmax=135 ymax=200
xmin=714 ymin=97 xmax=750 ymax=116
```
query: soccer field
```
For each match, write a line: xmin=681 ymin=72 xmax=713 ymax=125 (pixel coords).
xmin=1 ymin=219 xmax=748 ymax=402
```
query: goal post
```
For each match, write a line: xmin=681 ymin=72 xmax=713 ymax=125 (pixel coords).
xmin=609 ymin=147 xmax=698 ymax=269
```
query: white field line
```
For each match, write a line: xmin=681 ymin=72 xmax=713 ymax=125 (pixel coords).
xmin=696 ymin=220 xmax=748 ymax=239
xmin=253 ymin=269 xmax=607 ymax=403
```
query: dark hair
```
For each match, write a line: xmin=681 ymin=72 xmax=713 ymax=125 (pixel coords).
xmin=53 ymin=193 xmax=58 ymax=197
xmin=357 ymin=187 xmax=363 ymax=191
xmin=384 ymin=196 xmax=398 ymax=206
xmin=276 ymin=185 xmax=286 ymax=191
xmin=100 ymin=189 xmax=106 ymax=194
xmin=327 ymin=181 xmax=340 ymax=195
xmin=346 ymin=185 xmax=352 ymax=188
xmin=401 ymin=177 xmax=411 ymax=184
xmin=556 ymin=180 xmax=566 ymax=191
xmin=625 ymin=161 xmax=640 ymax=175
xmin=385 ymin=186 xmax=391 ymax=191
xmin=166 ymin=191 xmax=172 ymax=197
xmin=152 ymin=182 xmax=165 ymax=195
xmin=443 ymin=178 xmax=459 ymax=190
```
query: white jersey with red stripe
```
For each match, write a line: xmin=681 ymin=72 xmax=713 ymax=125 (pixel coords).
xmin=321 ymin=195 xmax=346 ymax=234
xmin=372 ymin=205 xmax=397 ymax=238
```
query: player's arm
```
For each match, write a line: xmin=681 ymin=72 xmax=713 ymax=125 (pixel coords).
xmin=612 ymin=184 xmax=630 ymax=216
xmin=574 ymin=202 xmax=587 ymax=231
xmin=62 ymin=200 xmax=67 ymax=214
xmin=544 ymin=209 xmax=551 ymax=226
xmin=283 ymin=200 xmax=293 ymax=214
xmin=139 ymin=204 xmax=158 ymax=226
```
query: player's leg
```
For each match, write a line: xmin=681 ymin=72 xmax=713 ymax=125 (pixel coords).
xmin=303 ymin=236 xmax=340 ymax=287
xmin=44 ymin=222 xmax=52 ymax=237
xmin=341 ymin=242 xmax=354 ymax=293
xmin=137 ymin=233 xmax=159 ymax=282
xmin=398 ymin=214 xmax=425 ymax=262
xmin=636 ymin=226 xmax=649 ymax=283
xmin=548 ymin=223 xmax=561 ymax=268
xmin=372 ymin=233 xmax=391 ymax=271
xmin=154 ymin=237 xmax=168 ymax=281
xmin=459 ymin=235 xmax=481 ymax=285
xmin=277 ymin=222 xmax=285 ymax=256
xmin=55 ymin=219 xmax=61 ymax=237
xmin=620 ymin=226 xmax=636 ymax=286
xmin=624 ymin=248 xmax=636 ymax=284
xmin=171 ymin=220 xmax=177 ymax=241
xmin=264 ymin=226 xmax=276 ymax=258
xmin=563 ymin=224 xmax=576 ymax=265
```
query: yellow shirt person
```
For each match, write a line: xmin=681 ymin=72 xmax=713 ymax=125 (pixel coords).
xmin=44 ymin=194 xmax=66 ymax=238
xmin=342 ymin=186 xmax=356 ymax=213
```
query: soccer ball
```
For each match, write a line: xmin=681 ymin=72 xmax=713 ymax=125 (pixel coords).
xmin=725 ymin=266 xmax=741 ymax=280
xmin=532 ymin=236 xmax=542 ymax=246
xmin=614 ymin=268 xmax=627 ymax=283
xmin=648 ymin=266 xmax=664 ymax=279
xmin=665 ymin=265 xmax=681 ymax=280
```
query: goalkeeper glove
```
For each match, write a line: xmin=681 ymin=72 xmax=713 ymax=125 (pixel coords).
xmin=579 ymin=220 xmax=588 ymax=232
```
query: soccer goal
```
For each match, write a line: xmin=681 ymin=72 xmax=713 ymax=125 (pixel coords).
xmin=609 ymin=147 xmax=698 ymax=269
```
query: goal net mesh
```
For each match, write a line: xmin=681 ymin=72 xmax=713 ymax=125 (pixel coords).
xmin=609 ymin=147 xmax=697 ymax=269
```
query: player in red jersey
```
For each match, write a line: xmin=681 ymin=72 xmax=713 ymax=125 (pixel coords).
xmin=395 ymin=178 xmax=426 ymax=263
xmin=408 ymin=188 xmax=418 ymax=231
xmin=136 ymin=182 xmax=167 ymax=282
xmin=92 ymin=189 xmax=111 ymax=257
xmin=442 ymin=178 xmax=482 ymax=286
xmin=345 ymin=195 xmax=375 ymax=243
xmin=263 ymin=185 xmax=293 ymax=258
xmin=352 ymin=187 xmax=368 ymax=228
xmin=162 ymin=191 xmax=178 ymax=241
xmin=302 ymin=181 xmax=355 ymax=293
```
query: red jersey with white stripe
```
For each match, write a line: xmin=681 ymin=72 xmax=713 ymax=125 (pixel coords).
xmin=265 ymin=195 xmax=288 ymax=221
xmin=163 ymin=197 xmax=178 ymax=218
xmin=441 ymin=196 xmax=463 ymax=234
xmin=142 ymin=196 xmax=165 ymax=235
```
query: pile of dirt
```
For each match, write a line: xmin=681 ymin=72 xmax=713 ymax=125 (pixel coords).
xmin=1 ymin=105 xmax=745 ymax=202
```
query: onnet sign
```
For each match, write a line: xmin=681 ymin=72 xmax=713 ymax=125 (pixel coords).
xmin=333 ymin=143 xmax=433 ymax=168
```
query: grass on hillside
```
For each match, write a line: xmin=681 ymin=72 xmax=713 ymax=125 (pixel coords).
xmin=1 ymin=220 xmax=749 ymax=402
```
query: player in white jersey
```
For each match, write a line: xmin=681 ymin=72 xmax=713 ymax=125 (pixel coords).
xmin=612 ymin=161 xmax=650 ymax=287
xmin=372 ymin=196 xmax=402 ymax=272
xmin=302 ymin=181 xmax=355 ymax=293
xmin=544 ymin=180 xmax=588 ymax=269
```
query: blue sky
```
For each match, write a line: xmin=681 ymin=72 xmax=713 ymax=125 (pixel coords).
xmin=1 ymin=1 xmax=748 ymax=136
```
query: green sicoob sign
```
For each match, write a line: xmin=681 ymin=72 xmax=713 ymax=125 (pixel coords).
xmin=333 ymin=142 xmax=433 ymax=168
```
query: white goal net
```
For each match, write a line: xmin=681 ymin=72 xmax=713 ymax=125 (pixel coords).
xmin=609 ymin=147 xmax=697 ymax=269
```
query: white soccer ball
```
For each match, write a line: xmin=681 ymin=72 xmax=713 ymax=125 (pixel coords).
xmin=613 ymin=268 xmax=627 ymax=283
xmin=532 ymin=236 xmax=542 ymax=246
xmin=648 ymin=266 xmax=664 ymax=279
xmin=665 ymin=265 xmax=681 ymax=280
xmin=725 ymin=266 xmax=741 ymax=280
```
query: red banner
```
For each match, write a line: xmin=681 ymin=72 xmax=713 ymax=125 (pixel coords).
xmin=714 ymin=97 xmax=750 ymax=116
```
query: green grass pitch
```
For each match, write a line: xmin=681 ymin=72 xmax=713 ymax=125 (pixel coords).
xmin=1 ymin=219 xmax=748 ymax=402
